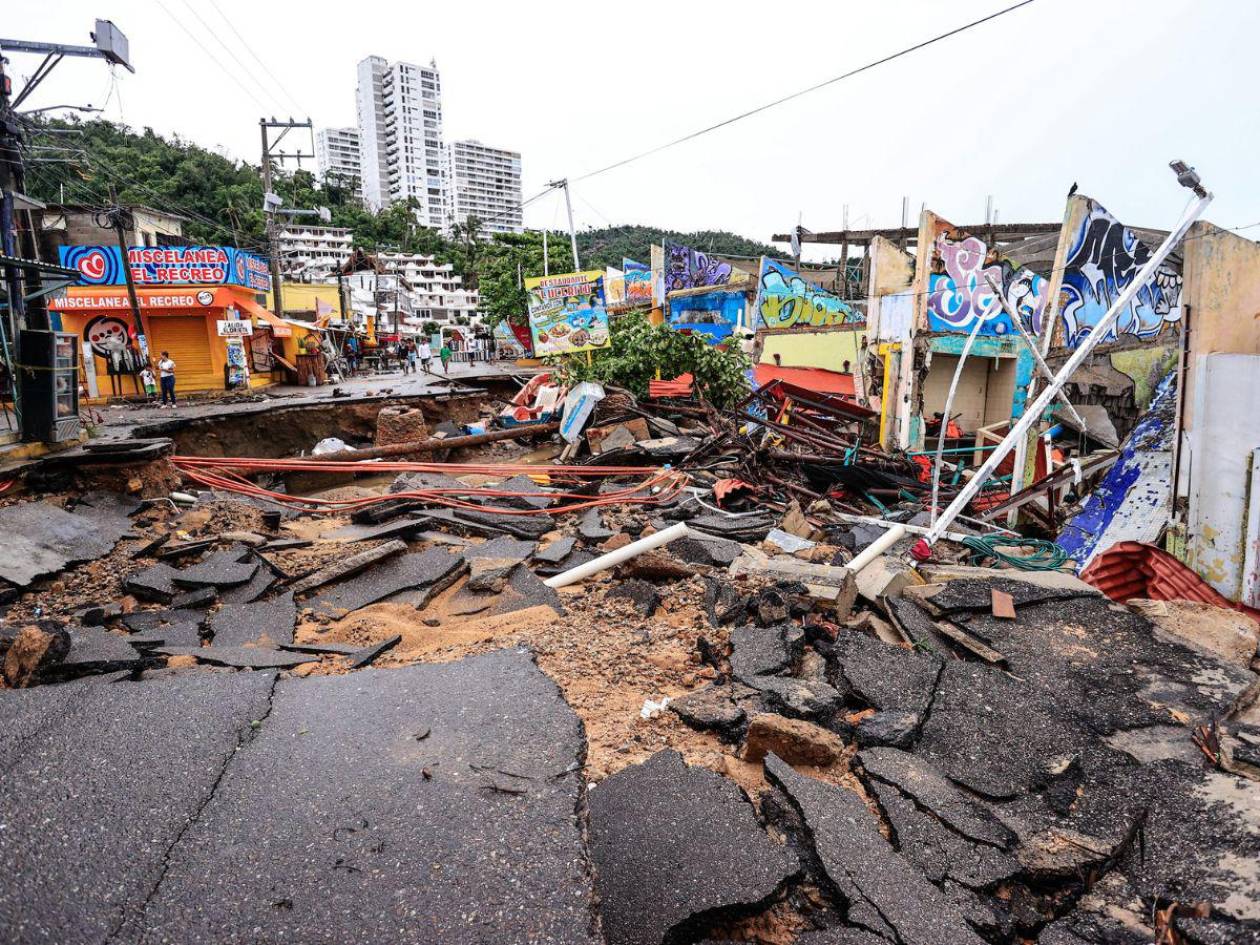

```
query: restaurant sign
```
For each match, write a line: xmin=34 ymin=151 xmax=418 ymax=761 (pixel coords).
xmin=60 ymin=245 xmax=271 ymax=291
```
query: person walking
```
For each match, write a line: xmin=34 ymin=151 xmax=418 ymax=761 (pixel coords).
xmin=439 ymin=341 xmax=452 ymax=374
xmin=397 ymin=340 xmax=409 ymax=375
xmin=157 ymin=351 xmax=177 ymax=407
xmin=406 ymin=340 xmax=419 ymax=375
xmin=418 ymin=339 xmax=432 ymax=374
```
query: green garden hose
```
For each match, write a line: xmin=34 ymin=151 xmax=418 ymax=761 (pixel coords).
xmin=961 ymin=534 xmax=1070 ymax=571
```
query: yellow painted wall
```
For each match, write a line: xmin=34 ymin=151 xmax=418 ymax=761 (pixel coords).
xmin=263 ymin=283 xmax=347 ymax=320
xmin=759 ymin=329 xmax=863 ymax=373
xmin=1181 ymin=221 xmax=1260 ymax=433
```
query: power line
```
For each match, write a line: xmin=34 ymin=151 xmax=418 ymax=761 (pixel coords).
xmin=178 ymin=0 xmax=293 ymax=118
xmin=206 ymin=0 xmax=308 ymax=117
xmin=574 ymin=0 xmax=1037 ymax=184
xmin=157 ymin=3 xmax=273 ymax=114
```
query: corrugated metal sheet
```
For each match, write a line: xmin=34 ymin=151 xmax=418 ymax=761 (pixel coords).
xmin=1081 ymin=540 xmax=1260 ymax=620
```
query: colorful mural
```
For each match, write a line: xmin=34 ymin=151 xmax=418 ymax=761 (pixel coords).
xmin=926 ymin=231 xmax=1047 ymax=336
xmin=754 ymin=257 xmax=859 ymax=329
xmin=667 ymin=290 xmax=744 ymax=343
xmin=525 ymin=270 xmax=611 ymax=357
xmin=604 ymin=267 xmax=626 ymax=305
xmin=1059 ymin=201 xmax=1183 ymax=347
xmin=664 ymin=240 xmax=735 ymax=292
xmin=623 ymin=258 xmax=652 ymax=304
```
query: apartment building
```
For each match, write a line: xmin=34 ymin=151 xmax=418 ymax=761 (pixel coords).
xmin=445 ymin=140 xmax=523 ymax=236
xmin=275 ymin=224 xmax=353 ymax=283
xmin=376 ymin=251 xmax=479 ymax=322
xmin=315 ymin=127 xmax=363 ymax=200
xmin=355 ymin=56 xmax=446 ymax=224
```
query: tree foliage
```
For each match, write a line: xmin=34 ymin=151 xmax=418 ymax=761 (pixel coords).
xmin=24 ymin=119 xmax=781 ymax=332
xmin=546 ymin=311 xmax=750 ymax=409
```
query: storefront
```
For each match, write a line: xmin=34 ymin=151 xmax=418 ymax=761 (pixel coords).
xmin=49 ymin=285 xmax=291 ymax=400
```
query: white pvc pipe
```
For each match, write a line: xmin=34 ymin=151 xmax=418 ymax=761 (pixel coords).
xmin=845 ymin=524 xmax=907 ymax=575
xmin=544 ymin=522 xmax=690 ymax=588
xmin=923 ymin=188 xmax=1213 ymax=548
xmin=929 ymin=306 xmax=989 ymax=528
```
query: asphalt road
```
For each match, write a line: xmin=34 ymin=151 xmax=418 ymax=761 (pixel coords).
xmin=0 ymin=649 xmax=598 ymax=945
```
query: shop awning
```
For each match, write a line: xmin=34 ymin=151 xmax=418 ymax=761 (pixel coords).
xmin=235 ymin=295 xmax=292 ymax=337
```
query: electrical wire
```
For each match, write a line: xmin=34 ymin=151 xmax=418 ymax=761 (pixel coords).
xmin=179 ymin=0 xmax=295 ymax=118
xmin=572 ymin=0 xmax=1038 ymax=184
xmin=156 ymin=4 xmax=273 ymax=114
xmin=207 ymin=0 xmax=309 ymax=117
xmin=169 ymin=456 xmax=690 ymax=516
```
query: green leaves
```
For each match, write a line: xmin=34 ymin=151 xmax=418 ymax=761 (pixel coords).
xmin=544 ymin=312 xmax=751 ymax=410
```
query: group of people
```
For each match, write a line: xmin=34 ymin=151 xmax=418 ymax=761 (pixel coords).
xmin=139 ymin=351 xmax=179 ymax=407
xmin=394 ymin=338 xmax=453 ymax=376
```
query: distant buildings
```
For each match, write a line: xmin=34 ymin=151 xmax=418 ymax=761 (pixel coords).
xmin=376 ymin=251 xmax=479 ymax=322
xmin=275 ymin=223 xmax=353 ymax=282
xmin=446 ymin=140 xmax=523 ymax=236
xmin=317 ymin=55 xmax=522 ymax=238
xmin=314 ymin=127 xmax=362 ymax=200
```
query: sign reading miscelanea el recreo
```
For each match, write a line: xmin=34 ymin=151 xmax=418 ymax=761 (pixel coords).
xmin=59 ymin=245 xmax=271 ymax=292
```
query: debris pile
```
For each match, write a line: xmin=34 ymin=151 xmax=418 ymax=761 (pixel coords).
xmin=0 ymin=378 xmax=1257 ymax=945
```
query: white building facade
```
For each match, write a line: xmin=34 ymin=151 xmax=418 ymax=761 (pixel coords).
xmin=445 ymin=140 xmax=523 ymax=236
xmin=276 ymin=224 xmax=353 ymax=283
xmin=315 ymin=127 xmax=362 ymax=200
xmin=376 ymin=251 xmax=479 ymax=323
xmin=355 ymin=55 xmax=446 ymax=224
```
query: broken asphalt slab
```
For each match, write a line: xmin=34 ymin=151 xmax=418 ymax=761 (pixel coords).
xmin=307 ymin=547 xmax=465 ymax=616
xmin=0 ymin=671 xmax=276 ymax=945
xmin=169 ymin=547 xmax=259 ymax=589
xmin=764 ymin=754 xmax=986 ymax=945
xmin=207 ymin=591 xmax=297 ymax=647
xmin=130 ymin=649 xmax=600 ymax=944
xmin=156 ymin=645 xmax=313 ymax=669
xmin=0 ymin=495 xmax=137 ymax=588
xmin=448 ymin=565 xmax=564 ymax=618
xmin=588 ymin=749 xmax=797 ymax=945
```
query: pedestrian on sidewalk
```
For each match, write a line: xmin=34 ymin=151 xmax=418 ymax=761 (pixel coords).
xmin=439 ymin=341 xmax=452 ymax=374
xmin=157 ymin=352 xmax=177 ymax=407
xmin=140 ymin=365 xmax=157 ymax=401
xmin=397 ymin=340 xmax=410 ymax=375
xmin=418 ymin=339 xmax=432 ymax=374
xmin=407 ymin=340 xmax=419 ymax=375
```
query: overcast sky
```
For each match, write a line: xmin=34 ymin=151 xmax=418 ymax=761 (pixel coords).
xmin=10 ymin=0 xmax=1257 ymax=260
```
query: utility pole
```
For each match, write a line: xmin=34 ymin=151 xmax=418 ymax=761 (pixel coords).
xmin=0 ymin=20 xmax=133 ymax=433
xmin=542 ymin=227 xmax=548 ymax=277
xmin=259 ymin=117 xmax=314 ymax=323
xmin=548 ymin=179 xmax=580 ymax=271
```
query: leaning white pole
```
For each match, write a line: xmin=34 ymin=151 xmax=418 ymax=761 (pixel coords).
xmin=545 ymin=521 xmax=690 ymax=588
xmin=984 ymin=274 xmax=1088 ymax=431
xmin=929 ymin=305 xmax=990 ymax=527
xmin=918 ymin=185 xmax=1212 ymax=552
xmin=845 ymin=524 xmax=908 ymax=574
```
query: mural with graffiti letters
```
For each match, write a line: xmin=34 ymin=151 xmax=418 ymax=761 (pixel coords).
xmin=754 ymin=257 xmax=859 ymax=329
xmin=664 ymin=240 xmax=734 ymax=292
xmin=1059 ymin=202 xmax=1182 ymax=347
xmin=926 ymin=231 xmax=1047 ymax=336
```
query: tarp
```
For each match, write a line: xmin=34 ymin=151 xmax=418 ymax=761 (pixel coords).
xmin=753 ymin=363 xmax=856 ymax=397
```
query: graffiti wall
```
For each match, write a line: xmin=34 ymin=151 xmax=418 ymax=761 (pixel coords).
xmin=926 ymin=229 xmax=1048 ymax=336
xmin=754 ymin=257 xmax=860 ymax=330
xmin=667 ymin=289 xmax=744 ymax=343
xmin=1058 ymin=199 xmax=1182 ymax=347
xmin=663 ymin=240 xmax=737 ymax=292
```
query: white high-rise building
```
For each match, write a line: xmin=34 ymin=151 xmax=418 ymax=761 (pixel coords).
xmin=315 ymin=127 xmax=362 ymax=200
xmin=355 ymin=55 xmax=446 ymax=225
xmin=445 ymin=140 xmax=523 ymax=236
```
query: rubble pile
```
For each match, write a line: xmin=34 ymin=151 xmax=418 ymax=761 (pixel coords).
xmin=0 ymin=384 xmax=1257 ymax=945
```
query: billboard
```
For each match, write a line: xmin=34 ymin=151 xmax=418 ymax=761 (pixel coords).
xmin=525 ymin=270 xmax=611 ymax=357
xmin=623 ymin=258 xmax=652 ymax=304
xmin=60 ymin=245 xmax=272 ymax=292
xmin=668 ymin=289 xmax=744 ymax=343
